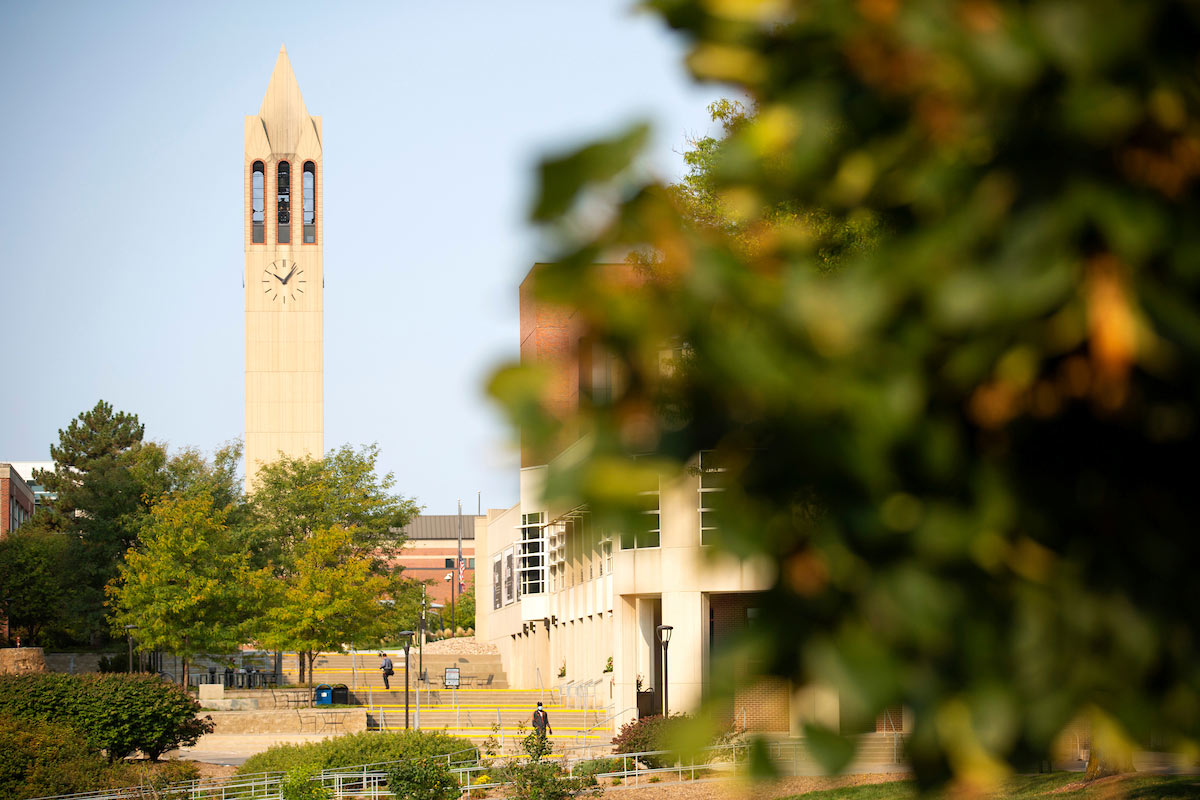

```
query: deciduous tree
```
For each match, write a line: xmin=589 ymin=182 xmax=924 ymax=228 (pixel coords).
xmin=492 ymin=0 xmax=1200 ymax=789
xmin=107 ymin=492 xmax=261 ymax=686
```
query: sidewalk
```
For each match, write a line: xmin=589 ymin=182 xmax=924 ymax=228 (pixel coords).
xmin=169 ymin=733 xmax=338 ymax=766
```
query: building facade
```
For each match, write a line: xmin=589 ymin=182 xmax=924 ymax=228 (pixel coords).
xmin=244 ymin=47 xmax=324 ymax=488
xmin=0 ymin=464 xmax=35 ymax=538
xmin=394 ymin=514 xmax=481 ymax=612
xmin=476 ymin=265 xmax=842 ymax=735
xmin=0 ymin=463 xmax=36 ymax=644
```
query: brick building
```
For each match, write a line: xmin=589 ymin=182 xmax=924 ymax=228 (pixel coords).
xmin=393 ymin=514 xmax=481 ymax=626
xmin=476 ymin=264 xmax=842 ymax=736
xmin=1 ymin=463 xmax=37 ymax=643
xmin=1 ymin=463 xmax=35 ymax=537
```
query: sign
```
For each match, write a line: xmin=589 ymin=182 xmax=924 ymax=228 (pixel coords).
xmin=445 ymin=667 xmax=460 ymax=688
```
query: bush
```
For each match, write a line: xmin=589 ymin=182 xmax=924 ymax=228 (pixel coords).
xmin=0 ymin=673 xmax=212 ymax=761
xmin=611 ymin=714 xmax=692 ymax=769
xmin=386 ymin=756 xmax=459 ymax=800
xmin=503 ymin=760 xmax=600 ymax=800
xmin=237 ymin=730 xmax=476 ymax=775
xmin=572 ymin=758 xmax=618 ymax=785
xmin=279 ymin=765 xmax=331 ymax=800
xmin=0 ymin=713 xmax=109 ymax=799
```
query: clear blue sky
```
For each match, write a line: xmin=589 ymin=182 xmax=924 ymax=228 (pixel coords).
xmin=0 ymin=1 xmax=725 ymax=513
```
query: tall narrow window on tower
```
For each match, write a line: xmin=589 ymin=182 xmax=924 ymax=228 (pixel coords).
xmin=302 ymin=162 xmax=316 ymax=244
xmin=251 ymin=161 xmax=265 ymax=243
xmin=277 ymin=161 xmax=291 ymax=244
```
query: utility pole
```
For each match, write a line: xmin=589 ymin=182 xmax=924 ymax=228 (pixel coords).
xmin=452 ymin=499 xmax=462 ymax=632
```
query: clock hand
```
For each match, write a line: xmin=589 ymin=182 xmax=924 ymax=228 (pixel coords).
xmin=282 ymin=265 xmax=297 ymax=284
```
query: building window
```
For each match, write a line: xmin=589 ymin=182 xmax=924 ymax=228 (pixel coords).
xmin=302 ymin=161 xmax=316 ymax=243
xmin=493 ymin=554 xmax=502 ymax=610
xmin=277 ymin=161 xmax=291 ymax=243
xmin=504 ymin=547 xmax=516 ymax=604
xmin=520 ymin=512 xmax=546 ymax=596
xmin=699 ymin=450 xmax=727 ymax=546
xmin=468 ymin=558 xmax=475 ymax=569
xmin=620 ymin=475 xmax=660 ymax=549
xmin=445 ymin=558 xmax=455 ymax=569
xmin=251 ymin=161 xmax=265 ymax=243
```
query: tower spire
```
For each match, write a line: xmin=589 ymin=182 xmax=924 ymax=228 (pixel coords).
xmin=258 ymin=46 xmax=309 ymax=153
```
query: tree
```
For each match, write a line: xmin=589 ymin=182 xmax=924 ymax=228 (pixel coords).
xmin=107 ymin=493 xmax=261 ymax=686
xmin=492 ymin=0 xmax=1200 ymax=790
xmin=255 ymin=525 xmax=392 ymax=686
xmin=32 ymin=402 xmax=168 ymax=643
xmin=0 ymin=523 xmax=71 ymax=645
xmin=249 ymin=444 xmax=419 ymax=568
xmin=248 ymin=445 xmax=420 ymax=681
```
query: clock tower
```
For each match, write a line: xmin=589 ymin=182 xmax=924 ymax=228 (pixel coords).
xmin=244 ymin=46 xmax=323 ymax=488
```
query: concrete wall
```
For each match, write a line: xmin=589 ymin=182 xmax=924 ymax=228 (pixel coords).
xmin=0 ymin=647 xmax=46 ymax=674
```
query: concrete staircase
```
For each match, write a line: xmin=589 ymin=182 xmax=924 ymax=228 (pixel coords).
xmin=279 ymin=650 xmax=509 ymax=691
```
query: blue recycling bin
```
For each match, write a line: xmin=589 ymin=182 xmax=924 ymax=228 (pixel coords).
xmin=314 ymin=684 xmax=333 ymax=706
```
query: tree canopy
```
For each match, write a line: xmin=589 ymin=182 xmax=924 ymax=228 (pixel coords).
xmin=492 ymin=0 xmax=1200 ymax=790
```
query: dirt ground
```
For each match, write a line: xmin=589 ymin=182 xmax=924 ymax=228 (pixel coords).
xmin=595 ymin=771 xmax=909 ymax=800
xmin=192 ymin=761 xmax=240 ymax=780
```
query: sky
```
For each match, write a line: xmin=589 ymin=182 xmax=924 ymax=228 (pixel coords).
xmin=0 ymin=1 xmax=726 ymax=513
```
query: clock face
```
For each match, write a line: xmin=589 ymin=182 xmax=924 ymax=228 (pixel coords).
xmin=262 ymin=259 xmax=306 ymax=304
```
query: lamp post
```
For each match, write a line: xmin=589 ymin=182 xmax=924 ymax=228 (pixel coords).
xmin=400 ymin=631 xmax=414 ymax=729
xmin=656 ymin=624 xmax=673 ymax=718
xmin=124 ymin=625 xmax=139 ymax=674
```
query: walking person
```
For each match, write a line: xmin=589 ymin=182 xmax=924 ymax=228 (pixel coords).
xmin=379 ymin=652 xmax=394 ymax=690
xmin=532 ymin=701 xmax=553 ymax=739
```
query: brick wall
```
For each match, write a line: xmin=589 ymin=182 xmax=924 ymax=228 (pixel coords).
xmin=709 ymin=592 xmax=790 ymax=733
xmin=517 ymin=263 xmax=648 ymax=468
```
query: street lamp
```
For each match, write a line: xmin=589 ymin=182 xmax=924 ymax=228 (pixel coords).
xmin=656 ymin=625 xmax=673 ymax=718
xmin=124 ymin=625 xmax=139 ymax=674
xmin=399 ymin=631 xmax=414 ymax=729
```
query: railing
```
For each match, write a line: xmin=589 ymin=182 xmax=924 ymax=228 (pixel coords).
xmin=29 ymin=733 xmax=910 ymax=800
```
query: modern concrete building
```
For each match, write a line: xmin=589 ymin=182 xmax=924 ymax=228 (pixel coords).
xmin=244 ymin=47 xmax=324 ymax=489
xmin=476 ymin=265 xmax=840 ymax=735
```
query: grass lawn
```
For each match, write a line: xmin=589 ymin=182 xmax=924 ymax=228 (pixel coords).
xmin=786 ymin=773 xmax=1200 ymax=800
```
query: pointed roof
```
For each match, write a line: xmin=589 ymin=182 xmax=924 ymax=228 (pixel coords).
xmin=257 ymin=45 xmax=310 ymax=155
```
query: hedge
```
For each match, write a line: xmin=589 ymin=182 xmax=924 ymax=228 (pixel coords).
xmin=0 ymin=713 xmax=199 ymax=799
xmin=238 ymin=729 xmax=477 ymax=776
xmin=0 ymin=673 xmax=212 ymax=761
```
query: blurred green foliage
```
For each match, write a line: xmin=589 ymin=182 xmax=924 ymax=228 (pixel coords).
xmin=491 ymin=0 xmax=1200 ymax=790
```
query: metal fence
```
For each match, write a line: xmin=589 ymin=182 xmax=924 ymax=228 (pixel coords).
xmin=29 ymin=735 xmax=908 ymax=800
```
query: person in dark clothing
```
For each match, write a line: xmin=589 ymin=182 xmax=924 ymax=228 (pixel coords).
xmin=532 ymin=701 xmax=553 ymax=737
xmin=379 ymin=653 xmax=394 ymax=690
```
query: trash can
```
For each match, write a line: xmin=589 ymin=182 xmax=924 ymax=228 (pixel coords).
xmin=332 ymin=684 xmax=349 ymax=705
xmin=313 ymin=684 xmax=333 ymax=706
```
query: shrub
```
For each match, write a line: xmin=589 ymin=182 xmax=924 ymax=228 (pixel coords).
xmin=0 ymin=673 xmax=212 ymax=761
xmin=522 ymin=728 xmax=553 ymax=761
xmin=386 ymin=756 xmax=459 ymax=800
xmin=572 ymin=758 xmax=618 ymax=785
xmin=279 ymin=765 xmax=331 ymax=800
xmin=0 ymin=713 xmax=109 ymax=799
xmin=611 ymin=714 xmax=692 ymax=769
xmin=503 ymin=760 xmax=600 ymax=800
xmin=237 ymin=730 xmax=476 ymax=775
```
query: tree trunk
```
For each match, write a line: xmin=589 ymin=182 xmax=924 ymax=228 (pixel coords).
xmin=181 ymin=656 xmax=189 ymax=688
xmin=1086 ymin=743 xmax=1135 ymax=778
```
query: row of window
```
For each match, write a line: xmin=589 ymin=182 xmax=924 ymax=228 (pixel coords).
xmin=491 ymin=454 xmax=729 ymax=603
xmin=443 ymin=557 xmax=476 ymax=569
xmin=251 ymin=160 xmax=317 ymax=244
